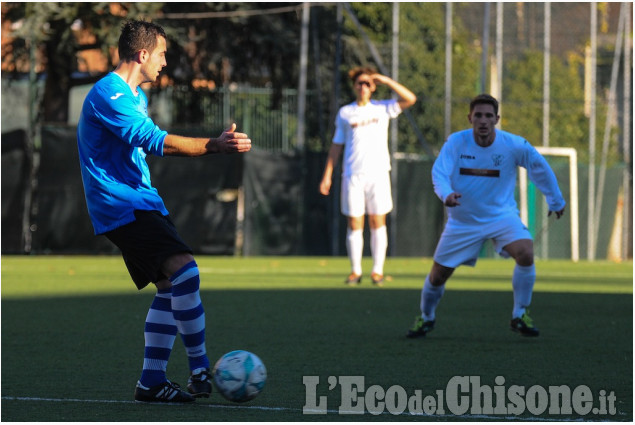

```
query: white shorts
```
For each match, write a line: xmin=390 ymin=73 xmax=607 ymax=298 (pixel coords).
xmin=341 ymin=172 xmax=393 ymax=217
xmin=433 ymin=215 xmax=532 ymax=268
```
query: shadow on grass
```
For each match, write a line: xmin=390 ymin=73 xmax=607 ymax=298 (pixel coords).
xmin=1 ymin=289 xmax=632 ymax=421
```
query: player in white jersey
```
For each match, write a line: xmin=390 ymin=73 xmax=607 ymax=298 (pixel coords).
xmin=407 ymin=94 xmax=565 ymax=338
xmin=319 ymin=66 xmax=416 ymax=286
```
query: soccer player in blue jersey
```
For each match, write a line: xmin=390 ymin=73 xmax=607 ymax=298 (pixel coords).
xmin=77 ymin=20 xmax=251 ymax=403
xmin=407 ymin=94 xmax=565 ymax=339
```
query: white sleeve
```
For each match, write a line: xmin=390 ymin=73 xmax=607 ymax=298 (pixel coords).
xmin=386 ymin=99 xmax=402 ymax=119
xmin=522 ymin=142 xmax=566 ymax=211
xmin=431 ymin=140 xmax=456 ymax=203
xmin=332 ymin=109 xmax=345 ymax=145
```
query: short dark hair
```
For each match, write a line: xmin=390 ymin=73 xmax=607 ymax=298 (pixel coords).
xmin=118 ymin=20 xmax=167 ymax=62
xmin=470 ymin=94 xmax=499 ymax=115
xmin=348 ymin=66 xmax=377 ymax=83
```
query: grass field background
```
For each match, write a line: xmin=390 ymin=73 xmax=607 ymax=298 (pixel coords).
xmin=1 ymin=256 xmax=632 ymax=421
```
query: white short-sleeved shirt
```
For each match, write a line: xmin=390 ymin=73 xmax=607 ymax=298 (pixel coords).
xmin=333 ymin=99 xmax=402 ymax=176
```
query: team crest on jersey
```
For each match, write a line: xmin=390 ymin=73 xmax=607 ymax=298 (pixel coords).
xmin=491 ymin=154 xmax=503 ymax=166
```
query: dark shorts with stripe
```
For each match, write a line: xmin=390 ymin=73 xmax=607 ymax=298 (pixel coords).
xmin=104 ymin=210 xmax=193 ymax=290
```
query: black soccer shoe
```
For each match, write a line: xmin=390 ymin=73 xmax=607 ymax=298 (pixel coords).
xmin=406 ymin=316 xmax=435 ymax=338
xmin=187 ymin=368 xmax=212 ymax=398
xmin=510 ymin=312 xmax=540 ymax=337
xmin=134 ymin=380 xmax=195 ymax=403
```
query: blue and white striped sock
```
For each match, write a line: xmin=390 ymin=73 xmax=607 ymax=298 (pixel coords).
xmin=140 ymin=288 xmax=177 ymax=387
xmin=170 ymin=261 xmax=210 ymax=373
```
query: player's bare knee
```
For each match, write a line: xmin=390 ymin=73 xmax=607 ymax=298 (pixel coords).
xmin=515 ymin=254 xmax=534 ymax=267
xmin=368 ymin=214 xmax=386 ymax=229
xmin=429 ymin=263 xmax=453 ymax=286
xmin=162 ymin=252 xmax=196 ymax=277
xmin=510 ymin=247 xmax=534 ymax=266
xmin=515 ymin=247 xmax=534 ymax=266
xmin=155 ymin=278 xmax=172 ymax=290
xmin=429 ymin=276 xmax=447 ymax=287
xmin=347 ymin=216 xmax=364 ymax=231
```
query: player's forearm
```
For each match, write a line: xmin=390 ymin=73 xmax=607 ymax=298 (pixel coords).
xmin=433 ymin=181 xmax=454 ymax=205
xmin=431 ymin=146 xmax=456 ymax=203
xmin=162 ymin=134 xmax=237 ymax=157
xmin=379 ymin=76 xmax=417 ymax=108
xmin=321 ymin=156 xmax=337 ymax=181
xmin=320 ymin=145 xmax=341 ymax=184
xmin=162 ymin=134 xmax=213 ymax=157
xmin=391 ymin=82 xmax=417 ymax=107
xmin=526 ymin=151 xmax=566 ymax=211
xmin=324 ymin=144 xmax=343 ymax=172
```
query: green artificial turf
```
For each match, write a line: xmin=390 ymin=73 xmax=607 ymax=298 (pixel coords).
xmin=1 ymin=256 xmax=632 ymax=421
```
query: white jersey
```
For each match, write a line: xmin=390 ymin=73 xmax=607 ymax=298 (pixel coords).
xmin=333 ymin=99 xmax=402 ymax=176
xmin=432 ymin=129 xmax=566 ymax=225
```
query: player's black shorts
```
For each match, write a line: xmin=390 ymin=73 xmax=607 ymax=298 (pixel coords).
xmin=104 ymin=210 xmax=193 ymax=290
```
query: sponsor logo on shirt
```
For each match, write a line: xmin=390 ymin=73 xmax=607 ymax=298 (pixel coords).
xmin=110 ymin=93 xmax=125 ymax=100
xmin=460 ymin=154 xmax=475 ymax=159
xmin=350 ymin=118 xmax=380 ymax=128
xmin=459 ymin=168 xmax=500 ymax=177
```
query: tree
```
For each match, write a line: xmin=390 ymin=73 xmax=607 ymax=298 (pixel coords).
xmin=3 ymin=2 xmax=315 ymax=123
xmin=2 ymin=1 xmax=617 ymax=156
xmin=2 ymin=2 xmax=165 ymax=123
xmin=503 ymin=50 xmax=607 ymax=161
xmin=331 ymin=3 xmax=481 ymax=153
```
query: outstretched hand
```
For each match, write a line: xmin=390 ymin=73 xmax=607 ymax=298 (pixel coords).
xmin=218 ymin=123 xmax=252 ymax=153
xmin=548 ymin=207 xmax=565 ymax=219
xmin=444 ymin=193 xmax=462 ymax=207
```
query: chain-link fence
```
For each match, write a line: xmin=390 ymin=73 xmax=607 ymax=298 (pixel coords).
xmin=149 ymin=86 xmax=302 ymax=153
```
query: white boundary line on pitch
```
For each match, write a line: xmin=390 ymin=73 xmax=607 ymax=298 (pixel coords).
xmin=3 ymin=395 xmax=622 ymax=421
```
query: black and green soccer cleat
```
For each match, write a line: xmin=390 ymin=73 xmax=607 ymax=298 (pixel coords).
xmin=406 ymin=316 xmax=435 ymax=338
xmin=510 ymin=312 xmax=540 ymax=337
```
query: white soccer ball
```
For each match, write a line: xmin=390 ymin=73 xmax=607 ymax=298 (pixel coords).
xmin=212 ymin=350 xmax=267 ymax=402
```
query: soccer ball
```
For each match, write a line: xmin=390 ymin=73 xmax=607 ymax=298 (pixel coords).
xmin=212 ymin=350 xmax=267 ymax=402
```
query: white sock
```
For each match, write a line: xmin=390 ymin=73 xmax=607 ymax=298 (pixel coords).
xmin=370 ymin=226 xmax=387 ymax=275
xmin=512 ymin=264 xmax=536 ymax=318
xmin=420 ymin=275 xmax=445 ymax=322
xmin=346 ymin=228 xmax=363 ymax=275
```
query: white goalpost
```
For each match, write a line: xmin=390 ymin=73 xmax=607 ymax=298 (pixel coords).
xmin=518 ymin=147 xmax=580 ymax=262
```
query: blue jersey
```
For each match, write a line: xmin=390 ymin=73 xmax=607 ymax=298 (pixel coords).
xmin=77 ymin=72 xmax=168 ymax=235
